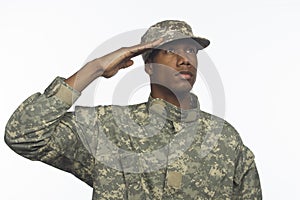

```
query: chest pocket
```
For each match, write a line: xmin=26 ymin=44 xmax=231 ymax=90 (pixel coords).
xmin=164 ymin=153 xmax=232 ymax=199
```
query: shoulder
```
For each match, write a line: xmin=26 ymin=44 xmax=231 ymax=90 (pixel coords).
xmin=74 ymin=102 xmax=148 ymax=125
xmin=195 ymin=111 xmax=257 ymax=175
xmin=198 ymin=110 xmax=245 ymax=153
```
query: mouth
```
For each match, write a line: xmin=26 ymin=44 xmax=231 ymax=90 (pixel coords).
xmin=175 ymin=71 xmax=193 ymax=80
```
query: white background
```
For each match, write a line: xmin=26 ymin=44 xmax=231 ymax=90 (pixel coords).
xmin=1 ymin=0 xmax=299 ymax=199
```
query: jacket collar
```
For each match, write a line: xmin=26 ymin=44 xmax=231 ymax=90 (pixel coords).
xmin=146 ymin=93 xmax=200 ymax=123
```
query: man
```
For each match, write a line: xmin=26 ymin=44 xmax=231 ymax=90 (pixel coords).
xmin=5 ymin=20 xmax=262 ymax=199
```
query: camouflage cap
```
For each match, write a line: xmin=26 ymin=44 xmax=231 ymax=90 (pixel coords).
xmin=141 ymin=20 xmax=210 ymax=62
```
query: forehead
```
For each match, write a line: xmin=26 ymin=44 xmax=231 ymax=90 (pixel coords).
xmin=158 ymin=38 xmax=200 ymax=49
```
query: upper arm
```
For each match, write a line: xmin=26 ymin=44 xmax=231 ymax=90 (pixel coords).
xmin=4 ymin=77 xmax=94 ymax=186
xmin=233 ymin=145 xmax=262 ymax=199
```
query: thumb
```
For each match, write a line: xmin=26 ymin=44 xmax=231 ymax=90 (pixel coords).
xmin=121 ymin=60 xmax=134 ymax=69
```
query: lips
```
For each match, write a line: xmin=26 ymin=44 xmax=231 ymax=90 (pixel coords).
xmin=175 ymin=71 xmax=193 ymax=80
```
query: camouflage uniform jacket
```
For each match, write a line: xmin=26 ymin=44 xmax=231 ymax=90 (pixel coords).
xmin=5 ymin=77 xmax=262 ymax=200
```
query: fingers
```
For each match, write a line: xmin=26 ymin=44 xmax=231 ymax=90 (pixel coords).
xmin=124 ymin=38 xmax=163 ymax=58
xmin=138 ymin=37 xmax=163 ymax=50
xmin=142 ymin=37 xmax=164 ymax=49
xmin=124 ymin=60 xmax=134 ymax=68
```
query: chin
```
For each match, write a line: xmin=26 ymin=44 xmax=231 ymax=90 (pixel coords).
xmin=171 ymin=85 xmax=193 ymax=95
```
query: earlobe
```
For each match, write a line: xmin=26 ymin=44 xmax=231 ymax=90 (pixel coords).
xmin=145 ymin=63 xmax=153 ymax=75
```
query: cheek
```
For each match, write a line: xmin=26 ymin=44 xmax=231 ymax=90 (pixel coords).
xmin=189 ymin=56 xmax=198 ymax=67
xmin=152 ymin=66 xmax=174 ymax=78
xmin=150 ymin=66 xmax=177 ymax=86
xmin=153 ymin=54 xmax=176 ymax=67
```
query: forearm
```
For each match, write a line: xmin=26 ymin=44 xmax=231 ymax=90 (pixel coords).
xmin=65 ymin=60 xmax=100 ymax=92
xmin=65 ymin=38 xmax=163 ymax=92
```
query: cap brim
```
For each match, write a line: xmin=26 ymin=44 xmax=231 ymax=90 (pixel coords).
xmin=142 ymin=36 xmax=210 ymax=61
xmin=155 ymin=37 xmax=210 ymax=50
xmin=192 ymin=37 xmax=210 ymax=49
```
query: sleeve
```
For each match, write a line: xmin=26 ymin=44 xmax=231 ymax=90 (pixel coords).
xmin=233 ymin=145 xmax=262 ymax=200
xmin=4 ymin=77 xmax=94 ymax=187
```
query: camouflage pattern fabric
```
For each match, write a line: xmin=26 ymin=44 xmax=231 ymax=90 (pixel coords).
xmin=5 ymin=77 xmax=262 ymax=199
xmin=141 ymin=20 xmax=210 ymax=62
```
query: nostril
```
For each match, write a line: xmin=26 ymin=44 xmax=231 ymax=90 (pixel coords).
xmin=178 ymin=60 xmax=191 ymax=67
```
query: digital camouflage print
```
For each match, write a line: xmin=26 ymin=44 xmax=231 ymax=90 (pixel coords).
xmin=5 ymin=77 xmax=262 ymax=199
xmin=141 ymin=20 xmax=210 ymax=62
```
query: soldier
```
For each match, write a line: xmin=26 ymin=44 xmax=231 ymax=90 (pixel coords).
xmin=5 ymin=20 xmax=262 ymax=199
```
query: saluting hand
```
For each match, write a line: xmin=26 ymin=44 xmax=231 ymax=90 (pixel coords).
xmin=87 ymin=38 xmax=163 ymax=78
xmin=65 ymin=38 xmax=163 ymax=92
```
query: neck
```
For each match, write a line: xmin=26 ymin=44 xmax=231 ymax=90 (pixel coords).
xmin=150 ymin=85 xmax=192 ymax=109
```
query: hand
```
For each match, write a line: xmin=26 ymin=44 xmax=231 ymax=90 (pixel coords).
xmin=87 ymin=38 xmax=163 ymax=78
xmin=65 ymin=38 xmax=163 ymax=92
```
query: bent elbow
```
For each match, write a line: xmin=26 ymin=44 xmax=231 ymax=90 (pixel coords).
xmin=4 ymin=127 xmax=49 ymax=160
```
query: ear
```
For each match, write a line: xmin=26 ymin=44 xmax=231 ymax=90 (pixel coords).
xmin=144 ymin=63 xmax=153 ymax=75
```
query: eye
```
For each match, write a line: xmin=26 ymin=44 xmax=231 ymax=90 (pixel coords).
xmin=164 ymin=47 xmax=176 ymax=54
xmin=186 ymin=48 xmax=197 ymax=54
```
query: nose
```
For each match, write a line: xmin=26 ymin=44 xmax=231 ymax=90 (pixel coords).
xmin=176 ymin=51 xmax=192 ymax=67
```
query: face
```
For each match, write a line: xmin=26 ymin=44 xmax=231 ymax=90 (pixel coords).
xmin=146 ymin=39 xmax=199 ymax=94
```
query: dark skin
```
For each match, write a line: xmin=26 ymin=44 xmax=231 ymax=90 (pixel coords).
xmin=145 ymin=39 xmax=199 ymax=109
xmin=65 ymin=38 xmax=199 ymax=109
xmin=65 ymin=38 xmax=163 ymax=92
